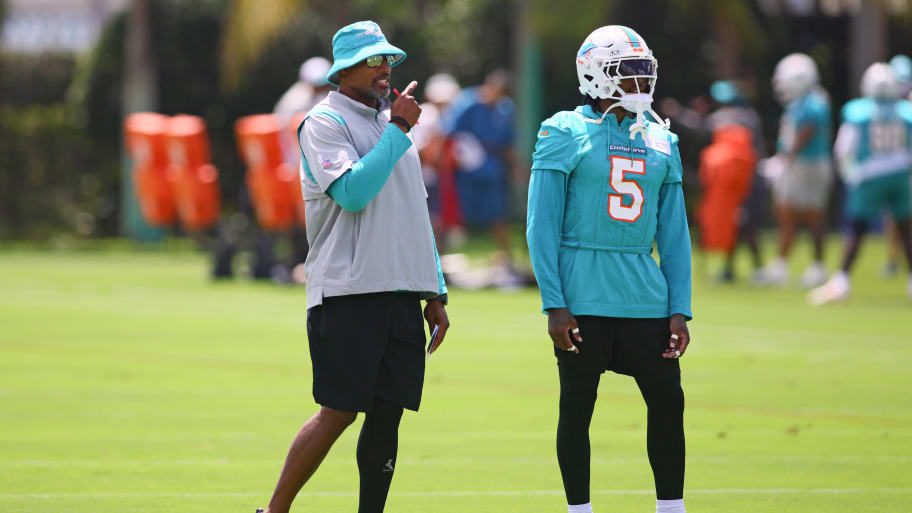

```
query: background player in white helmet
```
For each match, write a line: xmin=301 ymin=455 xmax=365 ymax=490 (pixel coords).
xmin=809 ymin=63 xmax=912 ymax=304
xmin=760 ymin=53 xmax=833 ymax=287
xmin=274 ymin=57 xmax=334 ymax=118
xmin=527 ymin=25 xmax=691 ymax=513
xmin=274 ymin=57 xmax=333 ymax=164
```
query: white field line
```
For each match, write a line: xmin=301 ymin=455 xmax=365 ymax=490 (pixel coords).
xmin=1 ymin=489 xmax=911 ymax=500
xmin=5 ymin=425 xmax=910 ymax=443
xmin=0 ymin=455 xmax=909 ymax=468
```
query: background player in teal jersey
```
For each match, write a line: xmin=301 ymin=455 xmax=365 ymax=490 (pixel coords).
xmin=891 ymin=54 xmax=912 ymax=99
xmin=809 ymin=63 xmax=912 ymax=305
xmin=760 ymin=53 xmax=833 ymax=288
xmin=527 ymin=25 xmax=692 ymax=513
xmin=885 ymin=54 xmax=912 ymax=275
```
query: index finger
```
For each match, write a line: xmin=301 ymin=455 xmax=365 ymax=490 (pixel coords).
xmin=401 ymin=80 xmax=418 ymax=97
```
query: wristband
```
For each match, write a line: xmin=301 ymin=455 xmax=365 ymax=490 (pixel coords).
xmin=390 ymin=115 xmax=411 ymax=132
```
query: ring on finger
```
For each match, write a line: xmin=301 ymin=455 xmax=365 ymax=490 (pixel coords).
xmin=571 ymin=328 xmax=580 ymax=334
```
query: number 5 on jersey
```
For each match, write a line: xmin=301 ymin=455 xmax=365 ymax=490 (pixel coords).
xmin=608 ymin=156 xmax=645 ymax=222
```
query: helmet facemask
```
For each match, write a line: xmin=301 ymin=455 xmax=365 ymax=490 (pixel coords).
xmin=580 ymin=48 xmax=668 ymax=140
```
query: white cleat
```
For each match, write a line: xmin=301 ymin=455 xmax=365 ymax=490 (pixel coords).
xmin=808 ymin=272 xmax=850 ymax=306
xmin=801 ymin=263 xmax=828 ymax=289
xmin=756 ymin=258 xmax=789 ymax=286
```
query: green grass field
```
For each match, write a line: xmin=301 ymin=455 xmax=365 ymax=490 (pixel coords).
xmin=1 ymin=239 xmax=911 ymax=512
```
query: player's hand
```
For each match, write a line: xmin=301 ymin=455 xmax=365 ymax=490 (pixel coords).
xmin=423 ymin=299 xmax=449 ymax=354
xmin=391 ymin=80 xmax=421 ymax=130
xmin=663 ymin=313 xmax=690 ymax=359
xmin=547 ymin=307 xmax=581 ymax=353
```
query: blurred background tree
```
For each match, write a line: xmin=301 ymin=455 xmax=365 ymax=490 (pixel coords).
xmin=2 ymin=0 xmax=912 ymax=241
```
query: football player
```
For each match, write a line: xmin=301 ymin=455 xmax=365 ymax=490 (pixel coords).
xmin=809 ymin=63 xmax=912 ymax=304
xmin=759 ymin=53 xmax=833 ymax=287
xmin=527 ymin=25 xmax=692 ymax=513
xmin=884 ymin=54 xmax=912 ymax=276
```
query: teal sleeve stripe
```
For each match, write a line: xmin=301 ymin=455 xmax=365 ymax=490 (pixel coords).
xmin=296 ymin=118 xmax=319 ymax=185
xmin=300 ymin=156 xmax=317 ymax=185
xmin=327 ymin=125 xmax=412 ymax=212
xmin=430 ymin=226 xmax=447 ymax=295
xmin=306 ymin=108 xmax=347 ymax=126
xmin=297 ymin=113 xmax=348 ymax=186
xmin=656 ymin=183 xmax=693 ymax=320
xmin=526 ymin=169 xmax=568 ymax=312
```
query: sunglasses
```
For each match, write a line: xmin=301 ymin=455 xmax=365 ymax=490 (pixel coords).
xmin=365 ymin=54 xmax=396 ymax=67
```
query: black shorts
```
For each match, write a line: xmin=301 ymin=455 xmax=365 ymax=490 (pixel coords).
xmin=307 ymin=292 xmax=426 ymax=412
xmin=554 ymin=316 xmax=680 ymax=381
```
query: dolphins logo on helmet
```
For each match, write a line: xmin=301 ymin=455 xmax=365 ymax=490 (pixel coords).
xmin=575 ymin=25 xmax=669 ymax=140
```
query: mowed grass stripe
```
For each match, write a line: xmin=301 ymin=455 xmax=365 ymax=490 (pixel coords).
xmin=1 ymin=242 xmax=910 ymax=512
xmin=3 ymin=487 xmax=912 ymax=499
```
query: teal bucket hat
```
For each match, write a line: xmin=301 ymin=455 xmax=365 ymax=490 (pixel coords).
xmin=326 ymin=21 xmax=406 ymax=86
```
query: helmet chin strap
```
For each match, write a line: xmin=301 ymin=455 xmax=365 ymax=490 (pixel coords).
xmin=628 ymin=106 xmax=670 ymax=141
xmin=594 ymin=96 xmax=670 ymax=140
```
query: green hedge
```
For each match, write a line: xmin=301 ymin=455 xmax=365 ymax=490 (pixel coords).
xmin=0 ymin=104 xmax=119 ymax=240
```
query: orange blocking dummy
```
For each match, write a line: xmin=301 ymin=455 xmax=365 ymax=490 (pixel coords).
xmin=696 ymin=125 xmax=757 ymax=253
xmin=235 ymin=114 xmax=303 ymax=231
xmin=165 ymin=115 xmax=221 ymax=231
xmin=125 ymin=113 xmax=175 ymax=226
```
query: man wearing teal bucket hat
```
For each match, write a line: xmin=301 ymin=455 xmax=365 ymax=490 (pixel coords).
xmin=256 ymin=20 xmax=449 ymax=513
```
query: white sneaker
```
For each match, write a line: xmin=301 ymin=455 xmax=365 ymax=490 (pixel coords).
xmin=808 ymin=272 xmax=850 ymax=306
xmin=757 ymin=258 xmax=789 ymax=285
xmin=801 ymin=263 xmax=828 ymax=288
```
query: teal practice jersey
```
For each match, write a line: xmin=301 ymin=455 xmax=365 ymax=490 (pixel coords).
xmin=526 ymin=105 xmax=692 ymax=320
xmin=839 ymin=97 xmax=912 ymax=180
xmin=778 ymin=89 xmax=832 ymax=161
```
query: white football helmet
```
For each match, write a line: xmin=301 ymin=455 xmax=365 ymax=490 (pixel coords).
xmin=772 ymin=53 xmax=819 ymax=104
xmin=300 ymin=57 xmax=331 ymax=86
xmin=576 ymin=25 xmax=668 ymax=139
xmin=860 ymin=62 xmax=900 ymax=99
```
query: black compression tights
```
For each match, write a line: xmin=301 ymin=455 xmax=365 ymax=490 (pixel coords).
xmin=357 ymin=397 xmax=404 ymax=513
xmin=556 ymin=364 xmax=685 ymax=504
